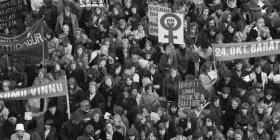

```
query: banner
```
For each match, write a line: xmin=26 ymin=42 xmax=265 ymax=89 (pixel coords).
xmin=0 ymin=19 xmax=48 ymax=64
xmin=158 ymin=12 xmax=184 ymax=44
xmin=148 ymin=5 xmax=171 ymax=36
xmin=213 ymin=40 xmax=280 ymax=61
xmin=0 ymin=0 xmax=24 ymax=31
xmin=0 ymin=79 xmax=68 ymax=100
xmin=178 ymin=80 xmax=204 ymax=107
xmin=80 ymin=0 xmax=105 ymax=7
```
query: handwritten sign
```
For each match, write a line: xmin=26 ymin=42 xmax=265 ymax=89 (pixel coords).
xmin=158 ymin=12 xmax=184 ymax=44
xmin=79 ymin=0 xmax=105 ymax=7
xmin=213 ymin=39 xmax=280 ymax=61
xmin=178 ymin=80 xmax=204 ymax=107
xmin=148 ymin=5 xmax=171 ymax=36
xmin=0 ymin=0 xmax=23 ymax=31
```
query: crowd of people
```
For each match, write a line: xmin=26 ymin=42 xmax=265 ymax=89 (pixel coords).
xmin=1 ymin=0 xmax=280 ymax=139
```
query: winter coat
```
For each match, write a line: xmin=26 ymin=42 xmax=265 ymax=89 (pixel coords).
xmin=209 ymin=105 xmax=223 ymax=127
xmin=163 ymin=76 xmax=180 ymax=102
xmin=249 ymin=131 xmax=270 ymax=140
xmin=55 ymin=13 xmax=79 ymax=37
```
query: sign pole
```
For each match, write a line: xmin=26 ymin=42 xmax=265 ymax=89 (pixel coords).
xmin=66 ymin=94 xmax=71 ymax=120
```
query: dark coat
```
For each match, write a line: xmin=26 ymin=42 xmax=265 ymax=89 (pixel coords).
xmin=209 ymin=105 xmax=223 ymax=127
xmin=162 ymin=76 xmax=181 ymax=102
xmin=99 ymin=130 xmax=124 ymax=140
xmin=83 ymin=91 xmax=105 ymax=110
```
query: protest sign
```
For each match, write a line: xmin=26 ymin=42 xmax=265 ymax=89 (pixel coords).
xmin=213 ymin=39 xmax=280 ymax=61
xmin=158 ymin=12 xmax=184 ymax=44
xmin=148 ymin=5 xmax=171 ymax=36
xmin=0 ymin=19 xmax=48 ymax=64
xmin=0 ymin=0 xmax=23 ymax=31
xmin=80 ymin=0 xmax=105 ymax=7
xmin=178 ymin=80 xmax=204 ymax=107
xmin=0 ymin=78 xmax=68 ymax=100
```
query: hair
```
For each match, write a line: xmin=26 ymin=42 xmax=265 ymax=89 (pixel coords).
xmin=234 ymin=129 xmax=243 ymax=137
xmin=89 ymin=81 xmax=97 ymax=88
xmin=200 ymin=63 xmax=210 ymax=74
xmin=109 ymin=29 xmax=119 ymax=38
xmin=231 ymin=97 xmax=241 ymax=106
xmin=234 ymin=31 xmax=243 ymax=42
xmin=144 ymin=83 xmax=154 ymax=92
xmin=215 ymin=33 xmax=224 ymax=42
xmin=80 ymin=100 xmax=90 ymax=106
xmin=104 ymin=75 xmax=114 ymax=86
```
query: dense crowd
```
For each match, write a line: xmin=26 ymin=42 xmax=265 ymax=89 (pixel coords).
xmin=1 ymin=0 xmax=280 ymax=140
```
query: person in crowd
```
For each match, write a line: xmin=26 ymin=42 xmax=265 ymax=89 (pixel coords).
xmin=77 ymin=123 xmax=95 ymax=140
xmin=11 ymin=123 xmax=30 ymax=140
xmin=162 ymin=68 xmax=181 ymax=102
xmin=55 ymin=6 xmax=79 ymax=43
xmin=99 ymin=119 xmax=124 ymax=140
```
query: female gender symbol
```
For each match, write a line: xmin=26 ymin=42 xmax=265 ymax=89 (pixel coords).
xmin=160 ymin=13 xmax=181 ymax=43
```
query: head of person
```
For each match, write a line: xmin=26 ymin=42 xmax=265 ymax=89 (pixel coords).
xmin=80 ymin=100 xmax=91 ymax=113
xmin=234 ymin=32 xmax=243 ymax=43
xmin=256 ymin=121 xmax=265 ymax=134
xmin=231 ymin=97 xmax=241 ymax=110
xmin=265 ymin=89 xmax=274 ymax=101
xmin=145 ymin=83 xmax=154 ymax=94
xmin=70 ymin=60 xmax=77 ymax=70
xmin=89 ymin=81 xmax=97 ymax=94
xmin=168 ymin=68 xmax=176 ymax=79
xmin=105 ymin=120 xmax=114 ymax=133
xmin=256 ymin=102 xmax=266 ymax=114
xmin=2 ymin=80 xmax=11 ymax=92
xmin=234 ymin=129 xmax=243 ymax=140
xmin=222 ymin=87 xmax=230 ymax=99
xmin=38 ymin=68 xmax=47 ymax=79
xmin=240 ymin=102 xmax=249 ymax=115
xmin=147 ymin=129 xmax=157 ymax=140
xmin=64 ymin=6 xmax=71 ymax=17
xmin=44 ymin=119 xmax=55 ymax=130
xmin=15 ymin=123 xmax=25 ymax=138
xmin=257 ymin=18 xmax=265 ymax=29
xmin=215 ymin=33 xmax=224 ymax=44
xmin=235 ymin=60 xmax=243 ymax=71
xmin=84 ymin=123 xmax=94 ymax=135
xmin=104 ymin=75 xmax=113 ymax=87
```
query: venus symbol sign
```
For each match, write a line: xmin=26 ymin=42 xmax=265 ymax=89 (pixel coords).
xmin=158 ymin=12 xmax=184 ymax=44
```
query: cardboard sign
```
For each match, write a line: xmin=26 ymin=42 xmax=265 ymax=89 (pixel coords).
xmin=213 ymin=40 xmax=280 ymax=61
xmin=0 ymin=79 xmax=68 ymax=100
xmin=178 ymin=80 xmax=204 ymax=107
xmin=80 ymin=0 xmax=105 ymax=7
xmin=148 ymin=5 xmax=171 ymax=36
xmin=0 ymin=0 xmax=24 ymax=31
xmin=158 ymin=12 xmax=184 ymax=44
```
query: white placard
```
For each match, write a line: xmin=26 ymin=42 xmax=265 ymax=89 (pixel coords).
xmin=158 ymin=12 xmax=184 ymax=44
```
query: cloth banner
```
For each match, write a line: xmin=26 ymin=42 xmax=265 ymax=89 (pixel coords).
xmin=0 ymin=0 xmax=24 ymax=31
xmin=178 ymin=80 xmax=205 ymax=107
xmin=0 ymin=19 xmax=48 ymax=64
xmin=158 ymin=12 xmax=184 ymax=44
xmin=148 ymin=5 xmax=171 ymax=36
xmin=213 ymin=40 xmax=280 ymax=61
xmin=80 ymin=0 xmax=105 ymax=7
xmin=0 ymin=78 xmax=68 ymax=100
